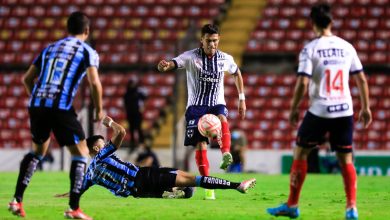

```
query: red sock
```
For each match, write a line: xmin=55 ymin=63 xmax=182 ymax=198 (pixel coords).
xmin=341 ymin=163 xmax=357 ymax=208
xmin=287 ymin=160 xmax=307 ymax=207
xmin=220 ymin=121 xmax=231 ymax=154
xmin=195 ymin=150 xmax=209 ymax=176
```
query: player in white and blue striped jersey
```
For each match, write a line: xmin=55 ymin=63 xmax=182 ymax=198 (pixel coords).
xmin=157 ymin=24 xmax=246 ymax=200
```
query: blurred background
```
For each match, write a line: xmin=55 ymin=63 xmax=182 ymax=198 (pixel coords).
xmin=0 ymin=0 xmax=389 ymax=175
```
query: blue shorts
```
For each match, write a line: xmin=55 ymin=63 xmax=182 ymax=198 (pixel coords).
xmin=297 ymin=111 xmax=354 ymax=153
xmin=184 ymin=105 xmax=228 ymax=147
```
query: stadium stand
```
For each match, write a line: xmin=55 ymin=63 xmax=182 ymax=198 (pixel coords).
xmin=0 ymin=0 xmax=225 ymax=66
xmin=246 ymin=0 xmax=390 ymax=64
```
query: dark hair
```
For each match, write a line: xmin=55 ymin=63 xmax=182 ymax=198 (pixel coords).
xmin=310 ymin=3 xmax=332 ymax=29
xmin=201 ymin=24 xmax=219 ymax=36
xmin=86 ymin=135 xmax=104 ymax=151
xmin=67 ymin=11 xmax=90 ymax=35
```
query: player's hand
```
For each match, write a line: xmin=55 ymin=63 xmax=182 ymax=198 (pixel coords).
xmin=94 ymin=109 xmax=104 ymax=122
xmin=238 ymin=100 xmax=246 ymax=120
xmin=157 ymin=60 xmax=170 ymax=72
xmin=102 ymin=116 xmax=114 ymax=127
xmin=289 ymin=109 xmax=299 ymax=127
xmin=359 ymin=108 xmax=372 ymax=128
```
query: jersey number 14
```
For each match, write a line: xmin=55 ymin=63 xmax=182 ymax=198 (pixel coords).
xmin=325 ymin=69 xmax=344 ymax=97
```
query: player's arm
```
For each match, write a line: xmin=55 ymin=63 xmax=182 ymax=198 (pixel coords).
xmin=22 ymin=65 xmax=39 ymax=96
xmin=102 ymin=116 xmax=126 ymax=149
xmin=157 ymin=60 xmax=175 ymax=72
xmin=86 ymin=66 xmax=104 ymax=121
xmin=353 ymin=71 xmax=372 ymax=128
xmin=233 ymin=68 xmax=246 ymax=119
xmin=289 ymin=75 xmax=309 ymax=126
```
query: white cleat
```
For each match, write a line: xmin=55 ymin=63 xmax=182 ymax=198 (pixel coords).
xmin=237 ymin=178 xmax=256 ymax=193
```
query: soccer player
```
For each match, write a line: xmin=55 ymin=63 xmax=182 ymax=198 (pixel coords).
xmin=8 ymin=12 xmax=104 ymax=219
xmin=266 ymin=3 xmax=372 ymax=220
xmin=157 ymin=24 xmax=246 ymax=200
xmin=73 ymin=115 xmax=256 ymax=219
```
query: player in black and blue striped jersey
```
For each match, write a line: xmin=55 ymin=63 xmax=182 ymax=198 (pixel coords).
xmin=75 ymin=116 xmax=255 ymax=218
xmin=8 ymin=11 xmax=103 ymax=220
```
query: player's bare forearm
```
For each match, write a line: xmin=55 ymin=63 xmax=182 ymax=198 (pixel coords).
xmin=290 ymin=76 xmax=308 ymax=111
xmin=87 ymin=67 xmax=104 ymax=121
xmin=22 ymin=65 xmax=39 ymax=96
xmin=234 ymin=69 xmax=246 ymax=119
xmin=353 ymin=72 xmax=372 ymax=128
xmin=353 ymin=72 xmax=370 ymax=110
xmin=157 ymin=60 xmax=175 ymax=72
xmin=103 ymin=116 xmax=126 ymax=149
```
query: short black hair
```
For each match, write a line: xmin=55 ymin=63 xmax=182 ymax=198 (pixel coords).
xmin=86 ymin=135 xmax=104 ymax=151
xmin=201 ymin=24 xmax=219 ymax=36
xmin=67 ymin=11 xmax=90 ymax=35
xmin=310 ymin=3 xmax=332 ymax=29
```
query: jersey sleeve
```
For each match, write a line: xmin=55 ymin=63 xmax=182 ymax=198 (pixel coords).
xmin=96 ymin=142 xmax=116 ymax=160
xmin=226 ymin=54 xmax=238 ymax=74
xmin=297 ymin=47 xmax=313 ymax=77
xmin=172 ymin=51 xmax=191 ymax=70
xmin=349 ymin=47 xmax=363 ymax=74
xmin=32 ymin=51 xmax=43 ymax=69
xmin=84 ymin=48 xmax=99 ymax=69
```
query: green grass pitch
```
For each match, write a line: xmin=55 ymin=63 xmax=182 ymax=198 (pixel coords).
xmin=0 ymin=172 xmax=389 ymax=220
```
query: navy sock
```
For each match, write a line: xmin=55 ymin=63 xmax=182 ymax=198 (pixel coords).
xmin=69 ymin=157 xmax=87 ymax=210
xmin=14 ymin=153 xmax=41 ymax=202
xmin=195 ymin=176 xmax=240 ymax=189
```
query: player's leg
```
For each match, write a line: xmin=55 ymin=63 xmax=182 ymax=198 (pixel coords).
xmin=195 ymin=142 xmax=215 ymax=200
xmin=330 ymin=115 xmax=357 ymax=220
xmin=267 ymin=112 xmax=326 ymax=218
xmin=9 ymin=140 xmax=50 ymax=217
xmin=174 ymin=170 xmax=256 ymax=193
xmin=53 ymin=109 xmax=91 ymax=220
xmin=211 ymin=105 xmax=233 ymax=170
xmin=9 ymin=108 xmax=51 ymax=217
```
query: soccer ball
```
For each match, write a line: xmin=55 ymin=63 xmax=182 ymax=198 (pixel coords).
xmin=198 ymin=114 xmax=221 ymax=138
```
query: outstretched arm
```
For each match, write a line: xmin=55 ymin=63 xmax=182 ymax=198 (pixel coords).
xmin=102 ymin=116 xmax=126 ymax=149
xmin=157 ymin=60 xmax=175 ymax=72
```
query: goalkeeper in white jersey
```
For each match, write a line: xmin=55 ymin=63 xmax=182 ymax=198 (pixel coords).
xmin=157 ymin=24 xmax=246 ymax=200
xmin=267 ymin=3 xmax=372 ymax=220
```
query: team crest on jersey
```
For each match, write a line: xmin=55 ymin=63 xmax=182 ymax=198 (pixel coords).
xmin=187 ymin=129 xmax=194 ymax=138
xmin=218 ymin=62 xmax=224 ymax=70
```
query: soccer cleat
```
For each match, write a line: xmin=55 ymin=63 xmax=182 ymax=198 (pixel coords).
xmin=8 ymin=199 xmax=26 ymax=217
xmin=64 ymin=208 xmax=93 ymax=220
xmin=204 ymin=189 xmax=215 ymax=200
xmin=219 ymin=152 xmax=233 ymax=170
xmin=267 ymin=203 xmax=300 ymax=219
xmin=236 ymin=178 xmax=256 ymax=193
xmin=345 ymin=207 xmax=358 ymax=220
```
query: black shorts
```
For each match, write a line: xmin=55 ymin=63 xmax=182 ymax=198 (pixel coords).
xmin=28 ymin=107 xmax=85 ymax=146
xmin=133 ymin=167 xmax=178 ymax=198
xmin=297 ymin=111 xmax=354 ymax=153
xmin=184 ymin=105 xmax=228 ymax=146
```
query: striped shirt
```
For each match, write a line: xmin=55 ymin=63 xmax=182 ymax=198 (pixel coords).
xmin=29 ymin=37 xmax=99 ymax=110
xmin=82 ymin=142 xmax=139 ymax=197
xmin=172 ymin=48 xmax=238 ymax=108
